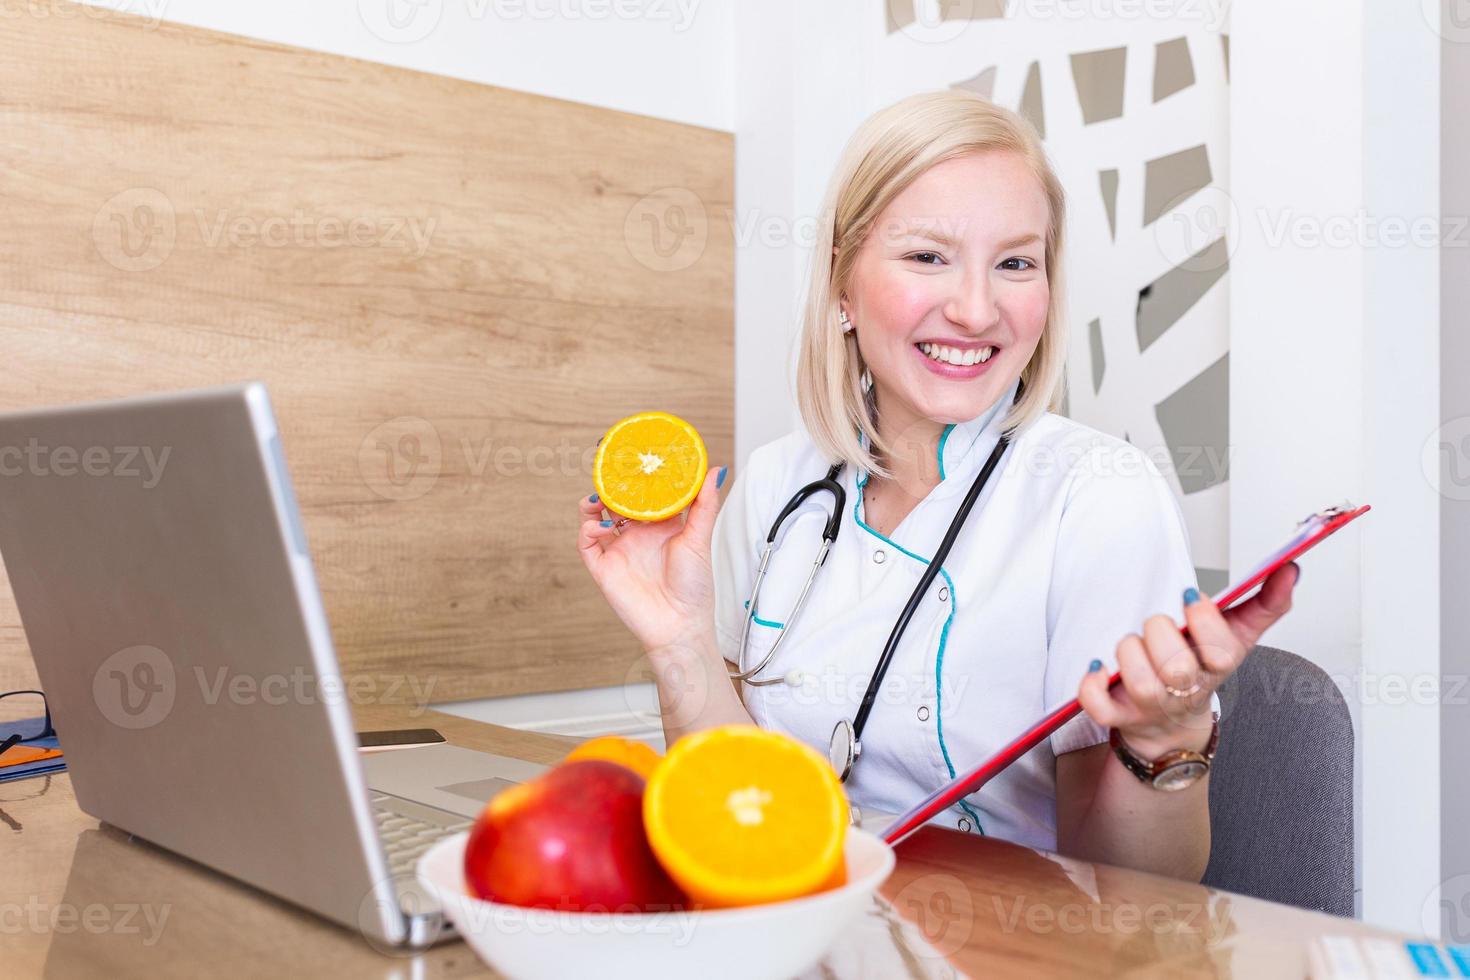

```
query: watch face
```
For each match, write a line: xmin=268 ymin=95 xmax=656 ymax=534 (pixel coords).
xmin=1153 ymin=760 xmax=1208 ymax=792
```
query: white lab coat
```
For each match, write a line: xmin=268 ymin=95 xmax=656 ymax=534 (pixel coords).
xmin=711 ymin=377 xmax=1199 ymax=852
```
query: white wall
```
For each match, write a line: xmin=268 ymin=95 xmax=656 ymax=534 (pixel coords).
xmin=1230 ymin=0 xmax=1442 ymax=934
xmin=85 ymin=0 xmax=733 ymax=131
xmin=1440 ymin=1 xmax=1470 ymax=946
xmin=731 ymin=0 xmax=805 ymax=465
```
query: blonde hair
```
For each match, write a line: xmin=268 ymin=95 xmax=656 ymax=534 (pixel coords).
xmin=794 ymin=90 xmax=1069 ymax=482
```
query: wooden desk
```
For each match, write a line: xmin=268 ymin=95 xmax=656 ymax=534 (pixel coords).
xmin=4 ymin=706 xmax=1396 ymax=978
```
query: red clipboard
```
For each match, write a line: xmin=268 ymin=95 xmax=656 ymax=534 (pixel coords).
xmin=881 ymin=501 xmax=1372 ymax=846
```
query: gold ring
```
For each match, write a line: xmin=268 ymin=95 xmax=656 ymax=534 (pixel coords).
xmin=1164 ymin=680 xmax=1203 ymax=698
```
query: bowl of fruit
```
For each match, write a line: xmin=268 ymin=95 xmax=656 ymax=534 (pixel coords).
xmin=415 ymin=726 xmax=895 ymax=980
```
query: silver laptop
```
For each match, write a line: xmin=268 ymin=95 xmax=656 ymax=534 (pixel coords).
xmin=0 ymin=383 xmax=547 ymax=949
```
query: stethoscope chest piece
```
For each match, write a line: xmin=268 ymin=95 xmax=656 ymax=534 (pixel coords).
xmin=828 ymin=718 xmax=858 ymax=783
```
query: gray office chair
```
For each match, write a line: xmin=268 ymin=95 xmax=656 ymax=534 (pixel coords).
xmin=1202 ymin=645 xmax=1355 ymax=916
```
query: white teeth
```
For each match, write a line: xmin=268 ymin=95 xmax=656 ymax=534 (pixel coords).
xmin=918 ymin=342 xmax=996 ymax=367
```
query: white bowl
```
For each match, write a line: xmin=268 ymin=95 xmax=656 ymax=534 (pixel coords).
xmin=416 ymin=828 xmax=896 ymax=980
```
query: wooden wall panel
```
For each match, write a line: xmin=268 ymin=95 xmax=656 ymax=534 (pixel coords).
xmin=0 ymin=3 xmax=733 ymax=701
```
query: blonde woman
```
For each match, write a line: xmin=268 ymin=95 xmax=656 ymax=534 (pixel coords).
xmin=577 ymin=90 xmax=1297 ymax=880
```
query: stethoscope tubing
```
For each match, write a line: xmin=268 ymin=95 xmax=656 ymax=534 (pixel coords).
xmin=730 ymin=463 xmax=845 ymax=686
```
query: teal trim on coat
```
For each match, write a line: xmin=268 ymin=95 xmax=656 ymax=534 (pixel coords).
xmin=936 ymin=423 xmax=955 ymax=480
xmin=851 ymin=471 xmax=986 ymax=834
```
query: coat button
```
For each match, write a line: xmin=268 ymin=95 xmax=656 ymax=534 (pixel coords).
xmin=916 ymin=705 xmax=930 ymax=722
xmin=872 ymin=549 xmax=886 ymax=564
xmin=937 ymin=586 xmax=949 ymax=602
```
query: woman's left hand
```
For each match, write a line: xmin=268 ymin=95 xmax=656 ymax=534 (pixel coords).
xmin=1077 ymin=563 xmax=1302 ymax=756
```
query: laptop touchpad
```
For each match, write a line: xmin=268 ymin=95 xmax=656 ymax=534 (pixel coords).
xmin=438 ymin=776 xmax=520 ymax=804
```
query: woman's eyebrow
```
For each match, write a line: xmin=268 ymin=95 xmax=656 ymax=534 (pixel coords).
xmin=893 ymin=224 xmax=961 ymax=248
xmin=893 ymin=223 xmax=1046 ymax=251
xmin=998 ymin=233 xmax=1043 ymax=250
xmin=893 ymin=226 xmax=1043 ymax=251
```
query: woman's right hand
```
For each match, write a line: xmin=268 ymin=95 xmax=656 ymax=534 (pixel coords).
xmin=575 ymin=466 xmax=728 ymax=657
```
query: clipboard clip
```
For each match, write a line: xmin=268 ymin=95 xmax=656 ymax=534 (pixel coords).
xmin=1298 ymin=500 xmax=1358 ymax=528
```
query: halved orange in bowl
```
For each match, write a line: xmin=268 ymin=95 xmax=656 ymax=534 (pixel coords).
xmin=593 ymin=412 xmax=707 ymax=523
xmin=642 ymin=725 xmax=848 ymax=908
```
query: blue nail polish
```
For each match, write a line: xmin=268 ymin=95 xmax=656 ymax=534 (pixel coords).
xmin=1088 ymin=659 xmax=1103 ymax=673
xmin=589 ymin=493 xmax=599 ymax=503
xmin=599 ymin=520 xmax=612 ymax=527
xmin=1183 ymin=587 xmax=1201 ymax=606
xmin=716 ymin=465 xmax=728 ymax=489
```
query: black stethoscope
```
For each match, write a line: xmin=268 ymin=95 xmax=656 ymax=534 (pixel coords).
xmin=728 ymin=382 xmax=1022 ymax=782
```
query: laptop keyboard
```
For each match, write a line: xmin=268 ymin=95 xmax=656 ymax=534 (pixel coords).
xmin=371 ymin=793 xmax=473 ymax=881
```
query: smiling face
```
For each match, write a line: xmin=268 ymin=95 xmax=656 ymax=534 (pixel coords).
xmin=841 ymin=150 xmax=1052 ymax=445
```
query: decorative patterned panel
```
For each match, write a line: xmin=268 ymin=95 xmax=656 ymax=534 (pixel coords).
xmin=872 ymin=1 xmax=1232 ymax=586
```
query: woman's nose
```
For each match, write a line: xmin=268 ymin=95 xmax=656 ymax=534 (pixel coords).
xmin=942 ymin=269 xmax=1002 ymax=332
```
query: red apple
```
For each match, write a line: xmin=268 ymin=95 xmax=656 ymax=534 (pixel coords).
xmin=463 ymin=759 xmax=686 ymax=912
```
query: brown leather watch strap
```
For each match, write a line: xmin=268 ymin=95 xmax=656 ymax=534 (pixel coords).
xmin=1109 ymin=712 xmax=1220 ymax=791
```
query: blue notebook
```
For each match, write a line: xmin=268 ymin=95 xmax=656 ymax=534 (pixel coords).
xmin=0 ymin=719 xmax=64 ymax=783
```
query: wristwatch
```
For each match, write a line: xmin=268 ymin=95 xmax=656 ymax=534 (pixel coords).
xmin=1109 ymin=712 xmax=1220 ymax=792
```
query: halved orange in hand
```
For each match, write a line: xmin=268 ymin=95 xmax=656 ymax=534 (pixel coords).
xmin=593 ymin=412 xmax=707 ymax=522
xmin=643 ymin=725 xmax=848 ymax=908
xmin=562 ymin=735 xmax=662 ymax=781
